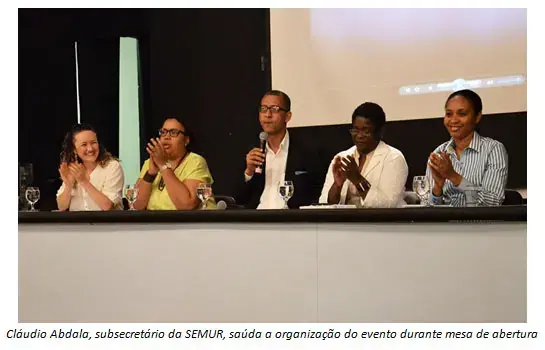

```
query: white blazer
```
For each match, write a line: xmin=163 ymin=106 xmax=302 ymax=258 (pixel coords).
xmin=319 ymin=141 xmax=408 ymax=208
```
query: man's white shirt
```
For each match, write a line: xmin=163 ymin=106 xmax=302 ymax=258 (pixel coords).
xmin=245 ymin=131 xmax=290 ymax=209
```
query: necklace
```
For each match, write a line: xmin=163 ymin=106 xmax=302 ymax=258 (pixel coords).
xmin=158 ymin=151 xmax=190 ymax=191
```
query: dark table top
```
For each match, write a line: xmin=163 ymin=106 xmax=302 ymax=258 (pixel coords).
xmin=18 ymin=205 xmax=527 ymax=224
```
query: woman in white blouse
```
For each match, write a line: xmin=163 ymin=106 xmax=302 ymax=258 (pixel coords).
xmin=56 ymin=124 xmax=124 ymax=211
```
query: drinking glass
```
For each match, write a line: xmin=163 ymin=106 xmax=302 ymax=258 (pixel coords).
xmin=25 ymin=187 xmax=40 ymax=212
xmin=197 ymin=183 xmax=213 ymax=209
xmin=124 ymin=184 xmax=139 ymax=210
xmin=278 ymin=181 xmax=295 ymax=209
xmin=464 ymin=186 xmax=480 ymax=207
xmin=412 ymin=176 xmax=430 ymax=206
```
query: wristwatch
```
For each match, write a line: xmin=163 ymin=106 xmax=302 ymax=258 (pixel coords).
xmin=159 ymin=162 xmax=172 ymax=173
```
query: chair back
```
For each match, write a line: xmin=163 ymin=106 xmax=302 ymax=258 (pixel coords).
xmin=404 ymin=191 xmax=420 ymax=205
xmin=502 ymin=189 xmax=523 ymax=205
xmin=214 ymin=195 xmax=243 ymax=209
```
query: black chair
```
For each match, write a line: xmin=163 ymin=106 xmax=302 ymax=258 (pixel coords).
xmin=214 ymin=195 xmax=243 ymax=209
xmin=404 ymin=191 xmax=420 ymax=205
xmin=502 ymin=189 xmax=523 ymax=205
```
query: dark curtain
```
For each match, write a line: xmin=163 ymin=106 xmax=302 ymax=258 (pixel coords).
xmin=19 ymin=10 xmax=79 ymax=210
xmin=136 ymin=36 xmax=150 ymax=168
xmin=77 ymin=37 xmax=120 ymax=157
xmin=19 ymin=9 xmax=148 ymax=209
xmin=137 ymin=9 xmax=199 ymax=166
xmin=139 ymin=9 xmax=270 ymax=196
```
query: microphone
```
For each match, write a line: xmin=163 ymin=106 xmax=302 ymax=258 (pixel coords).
xmin=255 ymin=132 xmax=268 ymax=174
xmin=216 ymin=200 xmax=227 ymax=210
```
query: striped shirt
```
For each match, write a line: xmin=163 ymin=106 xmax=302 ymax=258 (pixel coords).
xmin=426 ymin=132 xmax=508 ymax=207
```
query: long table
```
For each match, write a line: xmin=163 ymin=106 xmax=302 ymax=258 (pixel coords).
xmin=18 ymin=206 xmax=527 ymax=323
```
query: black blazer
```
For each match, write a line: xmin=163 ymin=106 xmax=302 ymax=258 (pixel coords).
xmin=235 ymin=134 xmax=323 ymax=209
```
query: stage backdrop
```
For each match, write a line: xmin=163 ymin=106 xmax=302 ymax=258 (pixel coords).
xmin=18 ymin=9 xmax=526 ymax=210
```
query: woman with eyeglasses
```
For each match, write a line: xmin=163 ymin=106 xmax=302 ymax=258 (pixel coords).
xmin=133 ymin=117 xmax=215 ymax=210
xmin=319 ymin=102 xmax=408 ymax=208
xmin=56 ymin=123 xmax=125 ymax=211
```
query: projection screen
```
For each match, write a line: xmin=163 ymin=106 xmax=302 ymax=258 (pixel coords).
xmin=270 ymin=8 xmax=527 ymax=127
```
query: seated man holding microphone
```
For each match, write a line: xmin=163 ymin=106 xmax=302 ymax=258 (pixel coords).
xmin=236 ymin=90 xmax=322 ymax=209
xmin=319 ymin=102 xmax=408 ymax=208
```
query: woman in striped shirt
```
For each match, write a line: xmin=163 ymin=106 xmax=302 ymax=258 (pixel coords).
xmin=426 ymin=89 xmax=508 ymax=206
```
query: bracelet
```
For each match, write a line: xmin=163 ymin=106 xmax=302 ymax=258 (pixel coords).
xmin=356 ymin=178 xmax=371 ymax=194
xmin=143 ymin=171 xmax=157 ymax=183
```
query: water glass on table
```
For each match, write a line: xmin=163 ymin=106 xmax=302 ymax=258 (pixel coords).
xmin=464 ymin=186 xmax=480 ymax=207
xmin=25 ymin=187 xmax=40 ymax=212
xmin=197 ymin=183 xmax=213 ymax=209
xmin=124 ymin=184 xmax=139 ymax=210
xmin=412 ymin=176 xmax=430 ymax=206
xmin=278 ymin=181 xmax=294 ymax=209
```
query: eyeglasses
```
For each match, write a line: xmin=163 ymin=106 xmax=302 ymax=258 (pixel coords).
xmin=259 ymin=105 xmax=289 ymax=114
xmin=349 ymin=128 xmax=373 ymax=137
xmin=158 ymin=129 xmax=185 ymax=137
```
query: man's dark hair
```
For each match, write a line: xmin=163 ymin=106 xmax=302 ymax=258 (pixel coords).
xmin=263 ymin=90 xmax=291 ymax=111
